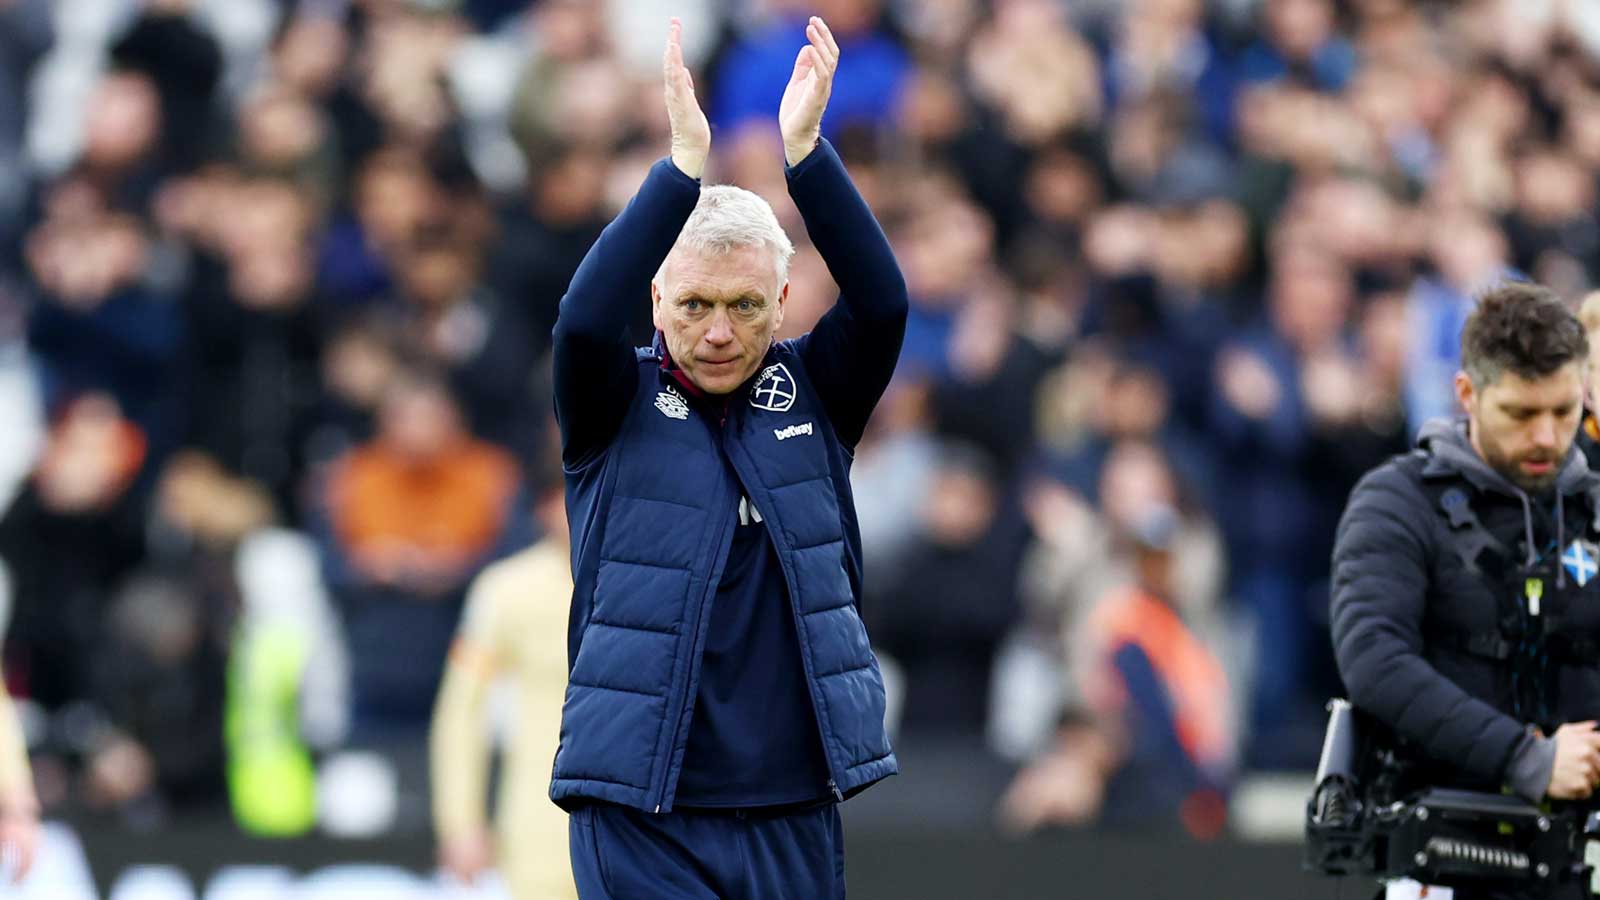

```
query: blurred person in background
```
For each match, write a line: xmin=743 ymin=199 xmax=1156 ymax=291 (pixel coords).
xmin=62 ymin=67 xmax=168 ymax=212
xmin=305 ymin=316 xmax=402 ymax=465
xmin=232 ymin=83 xmax=342 ymax=212
xmin=1041 ymin=356 xmax=1214 ymax=508
xmin=350 ymin=1 xmax=470 ymax=154
xmin=267 ymin=9 xmax=380 ymax=175
xmin=506 ymin=0 xmax=629 ymax=157
xmin=1000 ymin=500 xmax=1232 ymax=840
xmin=847 ymin=378 xmax=939 ymax=589
xmin=711 ymin=0 xmax=910 ymax=140
xmin=58 ymin=445 xmax=268 ymax=826
xmin=393 ymin=224 xmax=544 ymax=461
xmin=1101 ymin=0 xmax=1234 ymax=147
xmin=1238 ymin=0 xmax=1356 ymax=93
xmin=889 ymin=175 xmax=998 ymax=378
xmin=431 ymin=473 xmax=574 ymax=900
xmin=1013 ymin=438 xmax=1228 ymax=758
xmin=550 ymin=18 xmax=903 ymax=897
xmin=317 ymin=371 xmax=525 ymax=737
xmin=0 ymin=392 xmax=243 ymax=830
xmin=928 ymin=283 xmax=1059 ymax=480
xmin=955 ymin=0 xmax=1103 ymax=248
xmin=85 ymin=567 xmax=230 ymax=824
xmin=487 ymin=139 xmax=614 ymax=361
xmin=24 ymin=189 xmax=184 ymax=460
xmin=177 ymin=176 xmax=326 ymax=520
xmin=1577 ymin=290 xmax=1600 ymax=469
xmin=867 ymin=444 xmax=1027 ymax=737
xmin=0 ymin=394 xmax=148 ymax=713
xmin=1208 ymin=240 xmax=1355 ymax=766
xmin=108 ymin=0 xmax=223 ymax=175
xmin=1406 ymin=213 xmax=1517 ymax=428
xmin=0 ymin=0 xmax=50 ymax=254
xmin=317 ymin=146 xmax=443 ymax=308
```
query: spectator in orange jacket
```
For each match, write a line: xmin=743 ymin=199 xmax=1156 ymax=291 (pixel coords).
xmin=318 ymin=371 xmax=527 ymax=735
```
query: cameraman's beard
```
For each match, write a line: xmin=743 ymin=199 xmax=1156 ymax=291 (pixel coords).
xmin=1480 ymin=432 xmax=1561 ymax=494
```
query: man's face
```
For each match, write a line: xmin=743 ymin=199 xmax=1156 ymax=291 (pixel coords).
xmin=1457 ymin=363 xmax=1585 ymax=492
xmin=652 ymin=244 xmax=787 ymax=395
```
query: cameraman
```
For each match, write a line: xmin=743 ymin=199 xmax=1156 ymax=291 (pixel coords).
xmin=1332 ymin=283 xmax=1600 ymax=899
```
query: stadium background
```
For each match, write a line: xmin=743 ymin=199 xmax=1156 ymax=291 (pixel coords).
xmin=1 ymin=0 xmax=1597 ymax=896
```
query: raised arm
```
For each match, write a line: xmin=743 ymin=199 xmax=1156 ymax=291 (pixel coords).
xmin=552 ymin=19 xmax=707 ymax=465
xmin=781 ymin=17 xmax=909 ymax=448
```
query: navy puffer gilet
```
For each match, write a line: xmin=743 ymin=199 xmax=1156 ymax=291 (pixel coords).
xmin=551 ymin=340 xmax=897 ymax=813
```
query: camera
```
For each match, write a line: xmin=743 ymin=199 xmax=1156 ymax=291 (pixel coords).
xmin=1305 ymin=699 xmax=1598 ymax=894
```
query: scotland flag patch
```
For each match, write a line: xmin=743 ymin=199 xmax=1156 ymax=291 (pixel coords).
xmin=1563 ymin=539 xmax=1598 ymax=587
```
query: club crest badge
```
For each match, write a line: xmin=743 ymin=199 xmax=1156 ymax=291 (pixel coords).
xmin=750 ymin=363 xmax=796 ymax=412
xmin=1563 ymin=539 xmax=1598 ymax=587
xmin=655 ymin=386 xmax=689 ymax=420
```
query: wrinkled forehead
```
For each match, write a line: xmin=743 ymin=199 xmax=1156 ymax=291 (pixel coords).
xmin=660 ymin=244 xmax=782 ymax=301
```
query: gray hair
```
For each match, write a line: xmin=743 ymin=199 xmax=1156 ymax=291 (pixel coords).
xmin=656 ymin=184 xmax=795 ymax=286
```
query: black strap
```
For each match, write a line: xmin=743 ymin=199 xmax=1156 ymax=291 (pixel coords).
xmin=1550 ymin=633 xmax=1600 ymax=663
xmin=1430 ymin=628 xmax=1600 ymax=665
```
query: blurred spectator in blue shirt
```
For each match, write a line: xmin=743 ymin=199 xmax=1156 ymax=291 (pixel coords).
xmin=713 ymin=0 xmax=910 ymax=138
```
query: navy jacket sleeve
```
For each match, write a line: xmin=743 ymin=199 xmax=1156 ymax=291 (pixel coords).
xmin=1329 ymin=464 xmax=1528 ymax=783
xmin=552 ymin=158 xmax=701 ymax=466
xmin=787 ymin=139 xmax=909 ymax=449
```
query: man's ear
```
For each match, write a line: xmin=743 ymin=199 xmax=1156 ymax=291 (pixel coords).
xmin=1454 ymin=370 xmax=1476 ymax=416
xmin=773 ymin=281 xmax=789 ymax=333
xmin=651 ymin=279 xmax=664 ymax=332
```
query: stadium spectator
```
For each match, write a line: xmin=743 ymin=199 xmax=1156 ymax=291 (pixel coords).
xmin=868 ymin=444 xmax=1027 ymax=736
xmin=1000 ymin=503 xmax=1232 ymax=840
xmin=711 ymin=0 xmax=910 ymax=138
xmin=1578 ymin=290 xmax=1600 ymax=468
xmin=317 ymin=372 xmax=525 ymax=734
xmin=0 ymin=394 xmax=149 ymax=711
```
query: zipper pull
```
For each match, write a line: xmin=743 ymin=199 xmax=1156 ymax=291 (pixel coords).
xmin=1526 ymin=577 xmax=1543 ymax=617
xmin=829 ymin=780 xmax=843 ymax=803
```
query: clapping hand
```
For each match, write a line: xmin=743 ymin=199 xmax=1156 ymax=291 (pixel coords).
xmin=663 ymin=17 xmax=710 ymax=180
xmin=779 ymin=16 xmax=839 ymax=166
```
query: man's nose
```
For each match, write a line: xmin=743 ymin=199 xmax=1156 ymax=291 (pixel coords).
xmin=704 ymin=308 xmax=734 ymax=344
xmin=1531 ymin=416 xmax=1558 ymax=448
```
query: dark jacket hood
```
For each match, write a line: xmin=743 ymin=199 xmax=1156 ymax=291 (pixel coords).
xmin=1415 ymin=416 xmax=1599 ymax=575
xmin=1415 ymin=416 xmax=1596 ymax=498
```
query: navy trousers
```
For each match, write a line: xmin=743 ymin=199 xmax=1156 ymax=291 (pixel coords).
xmin=569 ymin=803 xmax=845 ymax=899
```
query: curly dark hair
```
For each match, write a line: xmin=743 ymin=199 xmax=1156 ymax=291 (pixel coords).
xmin=1460 ymin=281 xmax=1588 ymax=386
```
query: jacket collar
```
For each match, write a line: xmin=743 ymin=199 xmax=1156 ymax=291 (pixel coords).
xmin=652 ymin=330 xmax=778 ymax=413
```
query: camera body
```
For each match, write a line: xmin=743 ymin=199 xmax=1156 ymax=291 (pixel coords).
xmin=1306 ymin=700 xmax=1596 ymax=893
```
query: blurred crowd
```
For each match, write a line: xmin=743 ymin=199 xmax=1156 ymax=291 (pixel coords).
xmin=2 ymin=0 xmax=1600 ymax=840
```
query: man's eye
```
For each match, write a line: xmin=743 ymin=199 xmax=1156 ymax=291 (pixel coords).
xmin=683 ymin=299 xmax=703 ymax=311
xmin=737 ymin=299 xmax=754 ymax=312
